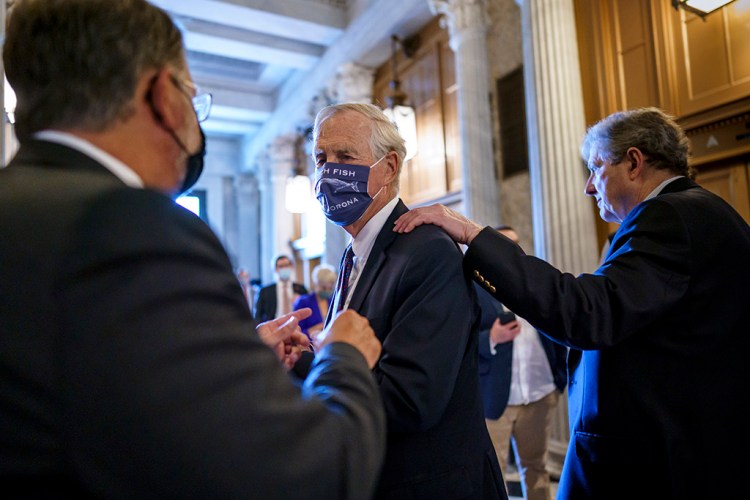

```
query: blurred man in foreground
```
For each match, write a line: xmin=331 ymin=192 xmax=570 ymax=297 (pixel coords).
xmin=0 ymin=1 xmax=384 ymax=497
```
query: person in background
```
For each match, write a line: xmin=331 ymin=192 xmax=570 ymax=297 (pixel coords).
xmin=254 ymin=253 xmax=308 ymax=322
xmin=293 ymin=263 xmax=337 ymax=339
xmin=236 ymin=267 xmax=254 ymax=313
xmin=393 ymin=107 xmax=750 ymax=499
xmin=0 ymin=1 xmax=385 ymax=497
xmin=477 ymin=225 xmax=568 ymax=500
xmin=310 ymin=102 xmax=507 ymax=499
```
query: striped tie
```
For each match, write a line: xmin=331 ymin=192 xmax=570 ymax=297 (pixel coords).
xmin=336 ymin=245 xmax=355 ymax=312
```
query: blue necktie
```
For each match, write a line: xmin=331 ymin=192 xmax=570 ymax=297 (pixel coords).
xmin=336 ymin=245 xmax=355 ymax=312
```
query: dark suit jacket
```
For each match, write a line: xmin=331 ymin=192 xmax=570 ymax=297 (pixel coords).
xmin=253 ymin=281 xmax=308 ymax=323
xmin=475 ymin=285 xmax=567 ymax=419
xmin=0 ymin=140 xmax=385 ymax=498
xmin=465 ymin=177 xmax=750 ymax=499
xmin=326 ymin=200 xmax=506 ymax=500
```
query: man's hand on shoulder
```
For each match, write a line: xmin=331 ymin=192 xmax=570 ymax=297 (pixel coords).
xmin=392 ymin=204 xmax=483 ymax=245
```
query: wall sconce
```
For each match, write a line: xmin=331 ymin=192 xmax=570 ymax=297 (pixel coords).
xmin=285 ymin=174 xmax=312 ymax=213
xmin=671 ymin=0 xmax=736 ymax=18
xmin=4 ymin=76 xmax=16 ymax=124
xmin=383 ymin=34 xmax=418 ymax=162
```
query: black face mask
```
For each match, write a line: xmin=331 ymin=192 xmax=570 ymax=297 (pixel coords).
xmin=147 ymin=79 xmax=207 ymax=196
xmin=177 ymin=126 xmax=206 ymax=195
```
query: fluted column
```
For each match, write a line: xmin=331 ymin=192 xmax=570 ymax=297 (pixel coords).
xmin=429 ymin=0 xmax=500 ymax=227
xmin=519 ymin=0 xmax=598 ymax=275
xmin=516 ymin=0 xmax=600 ymax=474
xmin=235 ymin=173 xmax=261 ymax=281
xmin=259 ymin=134 xmax=297 ymax=283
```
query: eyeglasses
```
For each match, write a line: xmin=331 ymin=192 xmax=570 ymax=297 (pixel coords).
xmin=171 ymin=76 xmax=213 ymax=122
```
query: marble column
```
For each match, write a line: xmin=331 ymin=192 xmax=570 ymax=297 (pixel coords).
xmin=259 ymin=134 xmax=297 ymax=284
xmin=235 ymin=173 xmax=261 ymax=282
xmin=429 ymin=0 xmax=501 ymax=227
xmin=518 ymin=0 xmax=598 ymax=276
xmin=516 ymin=0 xmax=601 ymax=473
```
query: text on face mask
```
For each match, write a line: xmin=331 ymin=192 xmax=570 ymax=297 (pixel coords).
xmin=321 ymin=167 xmax=356 ymax=177
xmin=327 ymin=197 xmax=359 ymax=211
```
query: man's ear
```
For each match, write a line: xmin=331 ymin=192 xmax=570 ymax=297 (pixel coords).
xmin=147 ymin=69 xmax=181 ymax=129
xmin=626 ymin=147 xmax=645 ymax=179
xmin=383 ymin=150 xmax=400 ymax=183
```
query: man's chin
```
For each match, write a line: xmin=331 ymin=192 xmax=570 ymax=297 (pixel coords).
xmin=600 ymin=209 xmax=617 ymax=223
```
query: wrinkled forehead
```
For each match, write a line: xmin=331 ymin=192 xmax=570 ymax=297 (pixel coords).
xmin=584 ymin=142 xmax=609 ymax=167
xmin=314 ymin=111 xmax=372 ymax=151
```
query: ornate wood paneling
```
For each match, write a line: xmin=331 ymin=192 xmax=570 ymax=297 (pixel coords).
xmin=574 ymin=0 xmax=750 ymax=248
xmin=695 ymin=158 xmax=750 ymax=224
xmin=671 ymin=3 xmax=750 ymax=116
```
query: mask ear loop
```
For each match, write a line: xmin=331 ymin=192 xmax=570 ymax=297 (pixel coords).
xmin=147 ymin=75 xmax=193 ymax=155
xmin=368 ymin=154 xmax=389 ymax=201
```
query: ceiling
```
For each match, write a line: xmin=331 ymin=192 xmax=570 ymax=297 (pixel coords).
xmin=149 ymin=0 xmax=435 ymax=157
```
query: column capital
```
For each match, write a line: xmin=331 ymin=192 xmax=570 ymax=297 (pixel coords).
xmin=331 ymin=62 xmax=375 ymax=104
xmin=428 ymin=0 xmax=489 ymax=44
xmin=235 ymin=172 xmax=258 ymax=196
xmin=267 ymin=133 xmax=300 ymax=180
xmin=269 ymin=134 xmax=297 ymax=162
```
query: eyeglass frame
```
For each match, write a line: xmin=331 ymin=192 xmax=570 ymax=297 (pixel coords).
xmin=170 ymin=75 xmax=213 ymax=123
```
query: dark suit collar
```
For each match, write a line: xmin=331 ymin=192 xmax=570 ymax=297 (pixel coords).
xmin=9 ymin=139 xmax=122 ymax=182
xmin=347 ymin=199 xmax=408 ymax=311
xmin=657 ymin=176 xmax=698 ymax=195
xmin=8 ymin=139 xmax=125 ymax=189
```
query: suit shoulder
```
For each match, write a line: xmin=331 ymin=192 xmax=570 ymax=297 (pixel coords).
xmin=399 ymin=222 xmax=460 ymax=248
xmin=93 ymin=188 xmax=215 ymax=239
xmin=391 ymin=223 xmax=465 ymax=270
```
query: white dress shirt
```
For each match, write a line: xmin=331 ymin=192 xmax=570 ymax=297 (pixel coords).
xmin=275 ymin=280 xmax=293 ymax=318
xmin=507 ymin=315 xmax=556 ymax=406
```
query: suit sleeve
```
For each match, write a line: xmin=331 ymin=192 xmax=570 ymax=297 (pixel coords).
xmin=373 ymin=230 xmax=474 ymax=432
xmin=475 ymin=285 xmax=498 ymax=360
xmin=464 ymin=199 xmax=691 ymax=349
xmin=59 ymin=189 xmax=385 ymax=499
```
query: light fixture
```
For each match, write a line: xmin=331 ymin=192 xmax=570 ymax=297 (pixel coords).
xmin=4 ymin=76 xmax=16 ymax=124
xmin=671 ymin=0 xmax=736 ymax=18
xmin=383 ymin=34 xmax=418 ymax=162
xmin=285 ymin=174 xmax=312 ymax=213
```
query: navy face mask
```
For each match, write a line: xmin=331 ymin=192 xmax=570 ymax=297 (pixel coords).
xmin=147 ymin=78 xmax=206 ymax=197
xmin=314 ymin=156 xmax=385 ymax=227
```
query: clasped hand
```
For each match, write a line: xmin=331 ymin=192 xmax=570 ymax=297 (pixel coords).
xmin=256 ymin=308 xmax=313 ymax=370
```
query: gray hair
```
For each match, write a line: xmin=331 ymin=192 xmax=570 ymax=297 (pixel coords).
xmin=3 ymin=0 xmax=184 ymax=142
xmin=580 ymin=107 xmax=693 ymax=179
xmin=312 ymin=102 xmax=407 ymax=189
xmin=312 ymin=263 xmax=337 ymax=287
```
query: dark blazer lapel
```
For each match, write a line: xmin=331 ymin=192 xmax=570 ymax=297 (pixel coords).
xmin=347 ymin=199 xmax=407 ymax=311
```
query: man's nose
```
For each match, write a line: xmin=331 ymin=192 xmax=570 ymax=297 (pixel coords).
xmin=583 ymin=175 xmax=595 ymax=196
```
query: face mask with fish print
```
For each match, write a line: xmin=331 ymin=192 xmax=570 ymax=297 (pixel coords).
xmin=314 ymin=156 xmax=385 ymax=226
